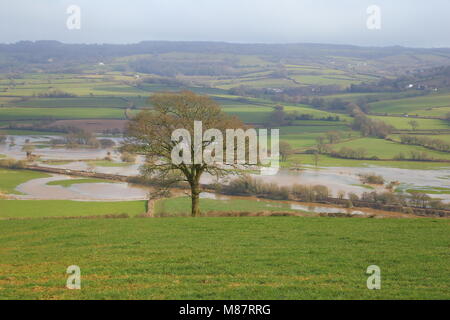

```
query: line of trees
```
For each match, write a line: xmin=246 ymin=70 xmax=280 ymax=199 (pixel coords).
xmin=394 ymin=151 xmax=434 ymax=161
xmin=266 ymin=106 xmax=340 ymax=127
xmin=351 ymin=111 xmax=394 ymax=138
xmin=399 ymin=135 xmax=450 ymax=153
xmin=219 ymin=175 xmax=330 ymax=201
xmin=34 ymin=89 xmax=76 ymax=98
xmin=217 ymin=175 xmax=449 ymax=211
xmin=331 ymin=147 xmax=370 ymax=160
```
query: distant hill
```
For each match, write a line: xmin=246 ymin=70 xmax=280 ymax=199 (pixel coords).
xmin=2 ymin=41 xmax=450 ymax=75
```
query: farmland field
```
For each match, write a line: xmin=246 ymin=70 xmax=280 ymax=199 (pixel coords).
xmin=369 ymin=116 xmax=450 ymax=130
xmin=1 ymin=39 xmax=450 ymax=302
xmin=0 ymin=217 xmax=448 ymax=299
xmin=0 ymin=107 xmax=125 ymax=120
xmin=0 ymin=200 xmax=146 ymax=218
xmin=332 ymin=137 xmax=450 ymax=160
xmin=369 ymin=92 xmax=450 ymax=115
xmin=0 ymin=169 xmax=50 ymax=195
xmin=155 ymin=196 xmax=301 ymax=216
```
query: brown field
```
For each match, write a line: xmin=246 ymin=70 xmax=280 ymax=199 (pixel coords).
xmin=50 ymin=119 xmax=128 ymax=133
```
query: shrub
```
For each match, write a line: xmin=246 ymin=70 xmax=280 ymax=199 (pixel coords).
xmin=0 ymin=158 xmax=27 ymax=169
xmin=348 ymin=193 xmax=359 ymax=202
xmin=359 ymin=173 xmax=385 ymax=185
xmin=121 ymin=152 xmax=136 ymax=163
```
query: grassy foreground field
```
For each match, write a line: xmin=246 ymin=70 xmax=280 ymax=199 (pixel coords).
xmin=155 ymin=197 xmax=299 ymax=216
xmin=0 ymin=200 xmax=146 ymax=218
xmin=0 ymin=217 xmax=448 ymax=299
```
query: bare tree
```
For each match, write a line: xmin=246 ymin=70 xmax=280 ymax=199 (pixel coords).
xmin=124 ymin=91 xmax=245 ymax=217
xmin=408 ymin=120 xmax=419 ymax=131
xmin=279 ymin=141 xmax=293 ymax=161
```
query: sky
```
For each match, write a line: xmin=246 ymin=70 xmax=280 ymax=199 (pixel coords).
xmin=0 ymin=0 xmax=449 ymax=47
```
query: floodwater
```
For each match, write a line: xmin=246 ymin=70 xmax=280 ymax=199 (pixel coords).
xmin=0 ymin=135 xmax=116 ymax=160
xmin=15 ymin=174 xmax=149 ymax=201
xmin=255 ymin=166 xmax=450 ymax=201
xmin=2 ymin=135 xmax=450 ymax=203
xmin=199 ymin=192 xmax=405 ymax=217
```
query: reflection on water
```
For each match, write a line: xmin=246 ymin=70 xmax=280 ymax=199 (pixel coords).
xmin=15 ymin=174 xmax=149 ymax=200
xmin=0 ymin=135 xmax=118 ymax=160
xmin=290 ymin=203 xmax=366 ymax=215
xmin=2 ymin=135 xmax=450 ymax=202
xmin=200 ymin=192 xmax=367 ymax=215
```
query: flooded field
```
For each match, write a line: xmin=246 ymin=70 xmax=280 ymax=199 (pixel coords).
xmin=199 ymin=192 xmax=409 ymax=217
xmin=2 ymin=135 xmax=450 ymax=204
xmin=15 ymin=174 xmax=149 ymax=201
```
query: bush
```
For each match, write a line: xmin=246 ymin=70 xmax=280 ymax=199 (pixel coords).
xmin=348 ymin=193 xmax=359 ymax=202
xmin=121 ymin=152 xmax=136 ymax=163
xmin=0 ymin=158 xmax=27 ymax=169
xmin=359 ymin=173 xmax=385 ymax=185
xmin=291 ymin=184 xmax=330 ymax=202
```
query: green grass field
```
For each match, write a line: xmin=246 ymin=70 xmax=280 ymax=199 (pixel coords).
xmin=283 ymin=153 xmax=450 ymax=170
xmin=46 ymin=178 xmax=114 ymax=187
xmin=155 ymin=197 xmax=299 ymax=216
xmin=0 ymin=200 xmax=146 ymax=218
xmin=391 ymin=134 xmax=450 ymax=144
xmin=0 ymin=217 xmax=448 ymax=299
xmin=0 ymin=107 xmax=125 ymax=120
xmin=0 ymin=169 xmax=50 ymax=195
xmin=332 ymin=137 xmax=450 ymax=160
xmin=369 ymin=116 xmax=450 ymax=130
xmin=12 ymin=97 xmax=128 ymax=108
xmin=369 ymin=93 xmax=450 ymax=115
xmin=405 ymin=187 xmax=450 ymax=195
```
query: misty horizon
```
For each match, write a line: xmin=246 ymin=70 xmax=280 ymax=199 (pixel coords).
xmin=1 ymin=0 xmax=450 ymax=48
xmin=2 ymin=39 xmax=450 ymax=50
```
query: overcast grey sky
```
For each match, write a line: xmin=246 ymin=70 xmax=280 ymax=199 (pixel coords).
xmin=1 ymin=0 xmax=449 ymax=47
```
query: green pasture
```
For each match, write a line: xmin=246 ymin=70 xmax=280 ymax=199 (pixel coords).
xmin=46 ymin=178 xmax=114 ymax=188
xmin=369 ymin=116 xmax=449 ymax=130
xmin=0 ymin=200 xmax=146 ymax=218
xmin=369 ymin=93 xmax=450 ymax=115
xmin=0 ymin=169 xmax=50 ymax=195
xmin=155 ymin=197 xmax=300 ymax=216
xmin=0 ymin=107 xmax=125 ymax=120
xmin=0 ymin=217 xmax=448 ymax=299
xmin=331 ymin=137 xmax=450 ymax=160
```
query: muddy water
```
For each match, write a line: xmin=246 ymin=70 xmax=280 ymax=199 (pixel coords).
xmin=199 ymin=192 xmax=408 ymax=217
xmin=256 ymin=166 xmax=450 ymax=201
xmin=43 ymin=159 xmax=143 ymax=176
xmin=15 ymin=174 xmax=149 ymax=200
xmin=0 ymin=135 xmax=117 ymax=160
xmin=3 ymin=135 xmax=450 ymax=202
xmin=289 ymin=203 xmax=366 ymax=215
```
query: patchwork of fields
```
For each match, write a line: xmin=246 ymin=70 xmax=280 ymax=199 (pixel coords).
xmin=1 ymin=54 xmax=450 ymax=300
xmin=369 ymin=92 xmax=450 ymax=116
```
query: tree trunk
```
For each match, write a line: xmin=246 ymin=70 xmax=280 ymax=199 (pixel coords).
xmin=191 ymin=187 xmax=200 ymax=217
xmin=189 ymin=170 xmax=202 ymax=217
